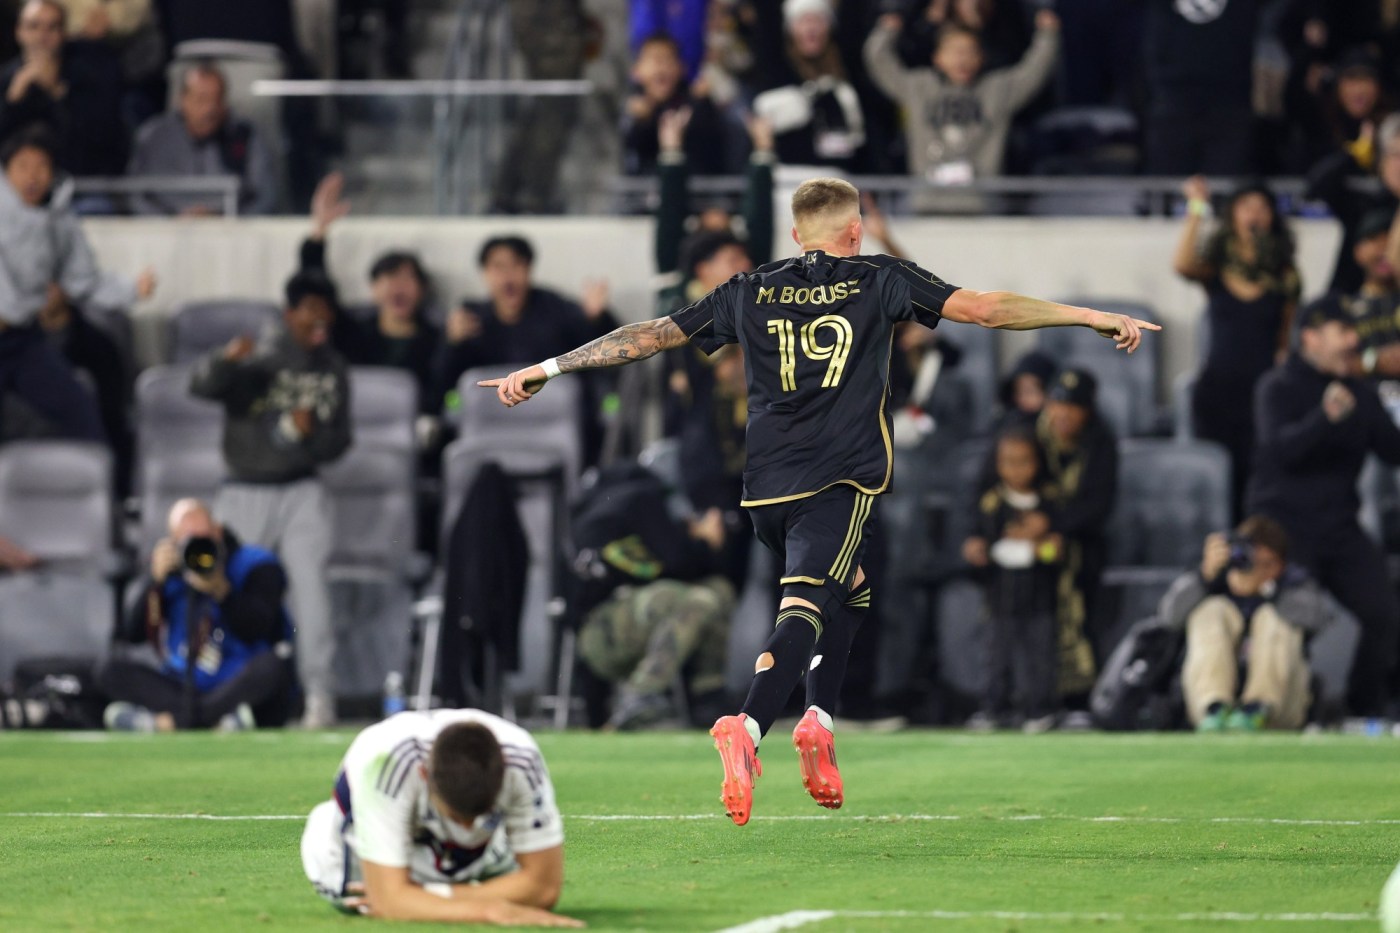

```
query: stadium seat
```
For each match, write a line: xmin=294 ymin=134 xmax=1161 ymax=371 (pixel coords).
xmin=134 ymin=448 xmax=225 ymax=557
xmin=0 ymin=442 xmax=117 ymax=682
xmin=348 ymin=366 xmax=418 ymax=452
xmin=1101 ymin=438 xmax=1231 ymax=626
xmin=424 ymin=437 xmax=573 ymax=722
xmin=167 ymin=300 xmax=282 ymax=364
xmin=940 ymin=323 xmax=998 ymax=435
xmin=1039 ymin=301 xmax=1161 ymax=436
xmin=1171 ymin=370 xmax=1197 ymax=440
xmin=322 ymin=445 xmax=420 ymax=700
xmin=450 ymin=366 xmax=585 ymax=492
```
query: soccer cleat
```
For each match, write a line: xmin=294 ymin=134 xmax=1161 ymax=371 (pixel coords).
xmin=1226 ymin=704 xmax=1266 ymax=732
xmin=710 ymin=714 xmax=761 ymax=826
xmin=793 ymin=709 xmax=843 ymax=809
xmin=1197 ymin=704 xmax=1230 ymax=733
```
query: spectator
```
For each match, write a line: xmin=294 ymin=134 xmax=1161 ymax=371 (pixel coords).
xmin=0 ymin=128 xmax=153 ymax=442
xmin=1286 ymin=48 xmax=1391 ymax=174
xmin=630 ymin=0 xmax=706 ymax=80
xmin=1310 ymin=113 xmax=1400 ymax=295
xmin=962 ymin=428 xmax=1063 ymax=732
xmin=189 ymin=270 xmax=351 ymax=729
xmin=36 ymin=284 xmax=133 ymax=494
xmin=1141 ymin=0 xmax=1258 ymax=175
xmin=1247 ymin=297 xmax=1400 ymax=715
xmin=127 ymin=62 xmax=278 ymax=216
xmin=623 ymin=33 xmax=739 ymax=177
xmin=0 ymin=0 xmax=126 ymax=176
xmin=489 ymin=0 xmax=588 ymax=214
xmin=992 ymin=349 xmax=1056 ymax=434
xmin=97 ymin=498 xmax=296 ymax=731
xmin=1037 ymin=368 xmax=1118 ymax=695
xmin=298 ymin=173 xmax=442 ymax=415
xmin=1171 ymin=518 xmax=1331 ymax=731
xmin=896 ymin=0 xmax=1033 ymax=80
xmin=750 ymin=0 xmax=865 ymax=172
xmin=574 ymin=464 xmax=735 ymax=730
xmin=1174 ymin=176 xmax=1300 ymax=520
xmin=437 ymin=235 xmax=618 ymax=464
xmin=55 ymin=0 xmax=163 ymax=122
xmin=1348 ymin=209 xmax=1400 ymax=387
xmin=864 ymin=9 xmax=1059 ymax=185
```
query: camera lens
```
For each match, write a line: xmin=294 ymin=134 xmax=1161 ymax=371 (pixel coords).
xmin=182 ymin=536 xmax=219 ymax=576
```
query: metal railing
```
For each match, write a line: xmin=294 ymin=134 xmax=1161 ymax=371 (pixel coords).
xmin=603 ymin=173 xmax=1348 ymax=218
xmin=68 ymin=175 xmax=243 ymax=217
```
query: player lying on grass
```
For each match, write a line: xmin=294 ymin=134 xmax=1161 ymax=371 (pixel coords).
xmin=300 ymin=708 xmax=582 ymax=926
xmin=481 ymin=177 xmax=1159 ymax=826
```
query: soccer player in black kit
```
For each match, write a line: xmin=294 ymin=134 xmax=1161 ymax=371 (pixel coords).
xmin=483 ymin=179 xmax=1159 ymax=826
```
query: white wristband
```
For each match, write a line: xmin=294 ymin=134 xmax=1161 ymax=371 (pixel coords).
xmin=540 ymin=357 xmax=562 ymax=380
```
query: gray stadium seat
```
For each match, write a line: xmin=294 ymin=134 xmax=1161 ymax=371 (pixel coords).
xmin=168 ymin=300 xmax=281 ymax=364
xmin=1108 ymin=439 xmax=1231 ymax=567
xmin=322 ymin=445 xmax=419 ymax=699
xmin=938 ymin=322 xmax=998 ymax=435
xmin=349 ymin=366 xmax=418 ymax=451
xmin=1040 ymin=300 xmax=1161 ymax=436
xmin=0 ymin=442 xmax=117 ymax=682
xmin=135 ymin=448 xmax=225 ymax=557
xmin=1102 ymin=439 xmax=1231 ymax=626
xmin=451 ymin=366 xmax=585 ymax=492
xmin=134 ymin=365 xmax=223 ymax=459
xmin=429 ymin=436 xmax=571 ymax=720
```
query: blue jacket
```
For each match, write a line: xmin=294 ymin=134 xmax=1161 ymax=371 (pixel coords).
xmin=159 ymin=543 xmax=292 ymax=691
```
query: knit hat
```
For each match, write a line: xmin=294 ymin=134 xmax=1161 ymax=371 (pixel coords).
xmin=784 ymin=0 xmax=833 ymax=26
xmin=1355 ymin=208 xmax=1392 ymax=244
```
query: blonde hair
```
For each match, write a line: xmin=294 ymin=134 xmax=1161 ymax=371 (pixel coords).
xmin=791 ymin=177 xmax=860 ymax=242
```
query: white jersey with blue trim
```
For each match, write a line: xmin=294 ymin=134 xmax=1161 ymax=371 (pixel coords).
xmin=335 ymin=709 xmax=562 ymax=877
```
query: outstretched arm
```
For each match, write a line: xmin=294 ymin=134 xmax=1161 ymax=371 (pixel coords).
xmin=479 ymin=316 xmax=690 ymax=407
xmin=942 ymin=290 xmax=1160 ymax=353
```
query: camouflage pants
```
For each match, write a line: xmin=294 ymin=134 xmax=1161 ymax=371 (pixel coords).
xmin=578 ymin=577 xmax=735 ymax=698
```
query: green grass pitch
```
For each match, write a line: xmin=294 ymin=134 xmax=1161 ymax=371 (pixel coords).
xmin=1 ymin=728 xmax=1398 ymax=932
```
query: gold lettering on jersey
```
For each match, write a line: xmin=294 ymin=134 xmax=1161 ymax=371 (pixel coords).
xmin=758 ymin=283 xmax=853 ymax=305
xmin=766 ymin=319 xmax=797 ymax=391
xmin=800 ymin=315 xmax=854 ymax=388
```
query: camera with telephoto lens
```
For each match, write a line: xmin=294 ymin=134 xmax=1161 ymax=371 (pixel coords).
xmin=1226 ymin=534 xmax=1254 ymax=571
xmin=181 ymin=536 xmax=220 ymax=577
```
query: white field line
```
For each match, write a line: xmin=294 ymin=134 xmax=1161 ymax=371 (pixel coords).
xmin=712 ymin=908 xmax=1377 ymax=933
xmin=2 ymin=801 xmax=1400 ymax=823
xmin=4 ymin=811 xmax=1400 ymax=827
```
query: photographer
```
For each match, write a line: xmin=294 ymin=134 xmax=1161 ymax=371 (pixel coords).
xmin=1170 ymin=518 xmax=1334 ymax=731
xmin=96 ymin=499 xmax=295 ymax=732
xmin=1248 ymin=297 xmax=1400 ymax=716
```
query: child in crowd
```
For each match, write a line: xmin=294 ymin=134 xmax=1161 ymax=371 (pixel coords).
xmin=962 ymin=428 xmax=1063 ymax=731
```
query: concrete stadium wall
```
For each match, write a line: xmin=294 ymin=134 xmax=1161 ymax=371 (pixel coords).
xmin=85 ymin=215 xmax=1343 ymax=389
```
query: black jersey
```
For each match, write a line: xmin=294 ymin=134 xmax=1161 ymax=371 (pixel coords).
xmin=670 ymin=249 xmax=959 ymax=505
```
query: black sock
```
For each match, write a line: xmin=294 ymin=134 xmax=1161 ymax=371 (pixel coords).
xmin=805 ymin=585 xmax=870 ymax=717
xmin=740 ymin=606 xmax=823 ymax=740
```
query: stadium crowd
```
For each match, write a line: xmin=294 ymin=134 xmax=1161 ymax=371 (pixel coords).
xmin=0 ymin=0 xmax=1398 ymax=738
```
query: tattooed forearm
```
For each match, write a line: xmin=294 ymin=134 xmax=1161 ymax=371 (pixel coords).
xmin=557 ymin=317 xmax=689 ymax=374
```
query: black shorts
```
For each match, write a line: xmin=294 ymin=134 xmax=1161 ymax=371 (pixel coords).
xmin=746 ymin=484 xmax=879 ymax=602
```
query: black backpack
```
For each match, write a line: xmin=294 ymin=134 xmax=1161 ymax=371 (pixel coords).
xmin=2 ymin=657 xmax=107 ymax=729
xmin=1090 ymin=620 xmax=1185 ymax=731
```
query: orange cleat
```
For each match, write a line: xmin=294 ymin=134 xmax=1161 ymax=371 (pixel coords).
xmin=710 ymin=714 xmax=761 ymax=826
xmin=793 ymin=710 xmax=843 ymax=809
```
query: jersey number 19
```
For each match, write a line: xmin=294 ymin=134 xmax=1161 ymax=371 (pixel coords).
xmin=766 ymin=315 xmax=854 ymax=392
